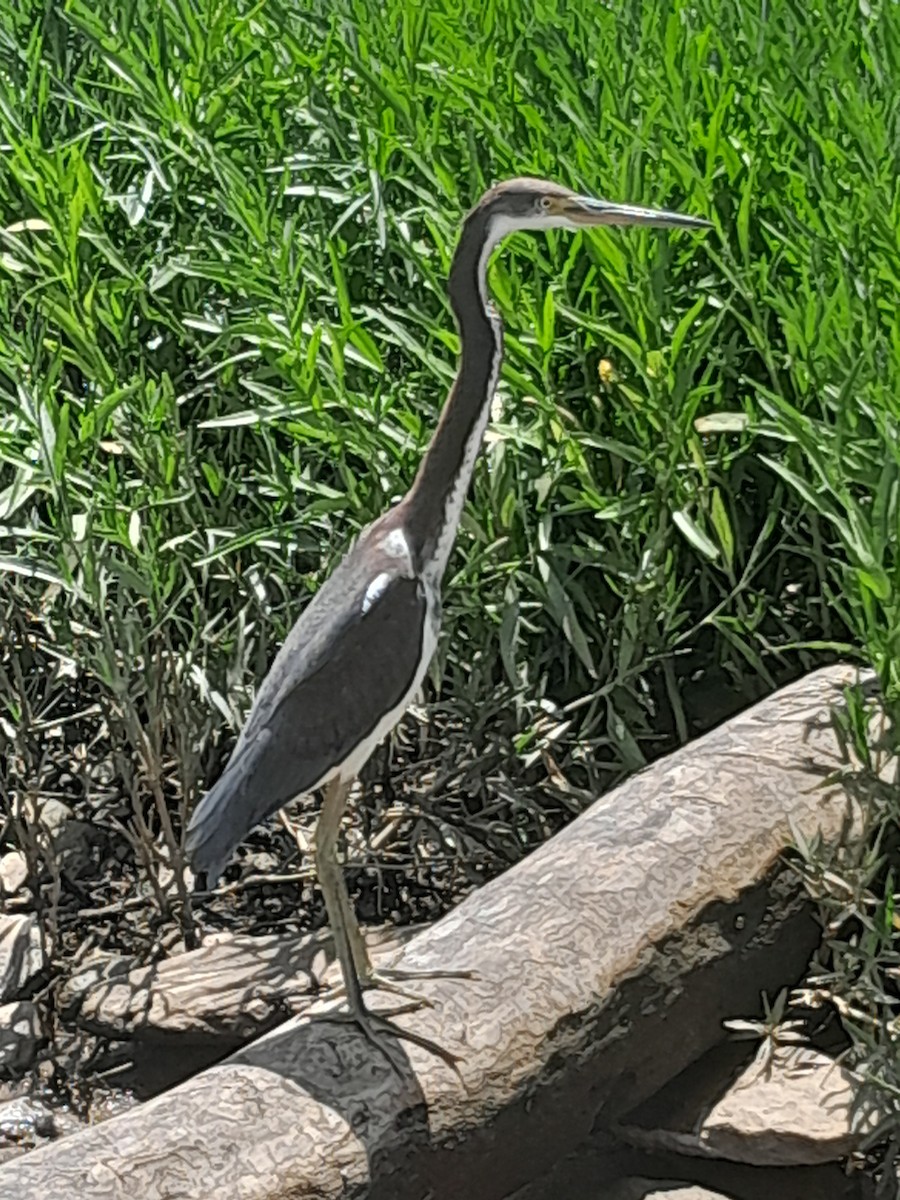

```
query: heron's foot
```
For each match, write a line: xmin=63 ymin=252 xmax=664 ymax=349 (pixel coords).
xmin=319 ymin=972 xmax=433 ymax=1011
xmin=363 ymin=965 xmax=477 ymax=1006
xmin=318 ymin=1000 xmax=461 ymax=1075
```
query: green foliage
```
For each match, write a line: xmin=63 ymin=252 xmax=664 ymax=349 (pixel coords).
xmin=1 ymin=0 xmax=899 ymax=1121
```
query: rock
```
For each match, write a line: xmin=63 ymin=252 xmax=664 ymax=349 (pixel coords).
xmin=608 ymin=1183 xmax=729 ymax=1200
xmin=0 ymin=665 xmax=876 ymax=1200
xmin=0 ymin=854 xmax=27 ymax=898
xmin=698 ymin=1044 xmax=878 ymax=1166
xmin=0 ymin=1096 xmax=55 ymax=1143
xmin=0 ymin=917 xmax=44 ymax=1002
xmin=58 ymin=924 xmax=420 ymax=1043
xmin=30 ymin=800 xmax=95 ymax=879
xmin=0 ymin=1092 xmax=85 ymax=1166
xmin=0 ymin=1002 xmax=40 ymax=1072
xmin=88 ymin=1088 xmax=140 ymax=1128
xmin=32 ymin=798 xmax=71 ymax=834
xmin=241 ymin=850 xmax=281 ymax=874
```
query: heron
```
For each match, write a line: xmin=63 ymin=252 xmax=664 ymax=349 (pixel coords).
xmin=186 ymin=178 xmax=709 ymax=1068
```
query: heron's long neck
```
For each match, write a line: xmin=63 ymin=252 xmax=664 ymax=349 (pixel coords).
xmin=402 ymin=210 xmax=502 ymax=583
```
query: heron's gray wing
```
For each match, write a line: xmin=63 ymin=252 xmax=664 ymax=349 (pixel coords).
xmin=186 ymin=572 xmax=427 ymax=880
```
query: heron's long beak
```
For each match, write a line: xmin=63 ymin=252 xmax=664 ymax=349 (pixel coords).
xmin=564 ymin=195 xmax=711 ymax=230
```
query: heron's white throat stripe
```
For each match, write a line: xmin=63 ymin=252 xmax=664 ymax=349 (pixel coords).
xmin=477 ymin=214 xmax=518 ymax=308
xmin=424 ymin=217 xmax=505 ymax=587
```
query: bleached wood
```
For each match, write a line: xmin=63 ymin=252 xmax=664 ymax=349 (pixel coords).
xmin=0 ymin=665 xmax=869 ymax=1200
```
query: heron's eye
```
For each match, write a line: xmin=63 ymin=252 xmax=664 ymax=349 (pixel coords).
xmin=538 ymin=195 xmax=552 ymax=211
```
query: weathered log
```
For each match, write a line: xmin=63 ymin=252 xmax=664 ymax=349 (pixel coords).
xmin=511 ymin=1134 xmax=874 ymax=1200
xmin=695 ymin=1045 xmax=875 ymax=1167
xmin=0 ymin=665 xmax=871 ymax=1200
xmin=617 ymin=1044 xmax=880 ymax=1167
xmin=54 ymin=924 xmax=428 ymax=1097
xmin=58 ymin=925 xmax=421 ymax=1042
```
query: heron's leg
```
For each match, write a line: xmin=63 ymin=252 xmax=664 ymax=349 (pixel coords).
xmin=317 ymin=782 xmax=473 ymax=1003
xmin=314 ymin=776 xmax=380 ymax=985
xmin=335 ymin=880 xmax=473 ymax=999
xmin=317 ymin=780 xmax=441 ymax=1008
xmin=315 ymin=777 xmax=369 ymax=1003
xmin=314 ymin=776 xmax=460 ymax=1073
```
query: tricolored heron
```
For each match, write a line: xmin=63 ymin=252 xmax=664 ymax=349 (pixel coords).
xmin=186 ymin=178 xmax=709 ymax=1067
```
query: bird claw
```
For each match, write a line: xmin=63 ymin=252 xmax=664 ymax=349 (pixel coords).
xmin=318 ymin=973 xmax=434 ymax=1012
xmin=318 ymin=1002 xmax=462 ymax=1076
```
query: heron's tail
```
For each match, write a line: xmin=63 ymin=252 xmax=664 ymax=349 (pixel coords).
xmin=185 ymin=755 xmax=257 ymax=884
xmin=185 ymin=727 xmax=321 ymax=883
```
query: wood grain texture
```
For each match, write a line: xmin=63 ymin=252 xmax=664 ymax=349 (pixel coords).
xmin=0 ymin=664 xmax=870 ymax=1200
xmin=699 ymin=1045 xmax=878 ymax=1165
xmin=57 ymin=925 xmax=421 ymax=1042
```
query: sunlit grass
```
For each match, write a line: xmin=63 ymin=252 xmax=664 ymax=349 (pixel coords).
xmin=1 ymin=0 xmax=899 ymax=1132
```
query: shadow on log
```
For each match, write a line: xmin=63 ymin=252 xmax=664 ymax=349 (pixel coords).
xmin=56 ymin=925 xmax=426 ymax=1096
xmin=0 ymin=665 xmax=872 ymax=1200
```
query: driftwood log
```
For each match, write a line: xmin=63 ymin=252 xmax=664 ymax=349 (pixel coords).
xmin=57 ymin=924 xmax=422 ymax=1041
xmin=0 ymin=664 xmax=870 ymax=1200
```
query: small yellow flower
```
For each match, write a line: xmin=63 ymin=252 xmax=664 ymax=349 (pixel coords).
xmin=598 ymin=358 xmax=616 ymax=386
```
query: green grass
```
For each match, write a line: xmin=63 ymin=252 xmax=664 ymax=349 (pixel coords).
xmin=1 ymin=0 xmax=899 ymax=1139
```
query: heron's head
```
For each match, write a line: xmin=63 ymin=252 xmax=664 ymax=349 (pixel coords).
xmin=476 ymin=177 xmax=711 ymax=240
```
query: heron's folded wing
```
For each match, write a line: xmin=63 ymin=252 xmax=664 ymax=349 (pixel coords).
xmin=186 ymin=573 xmax=428 ymax=880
